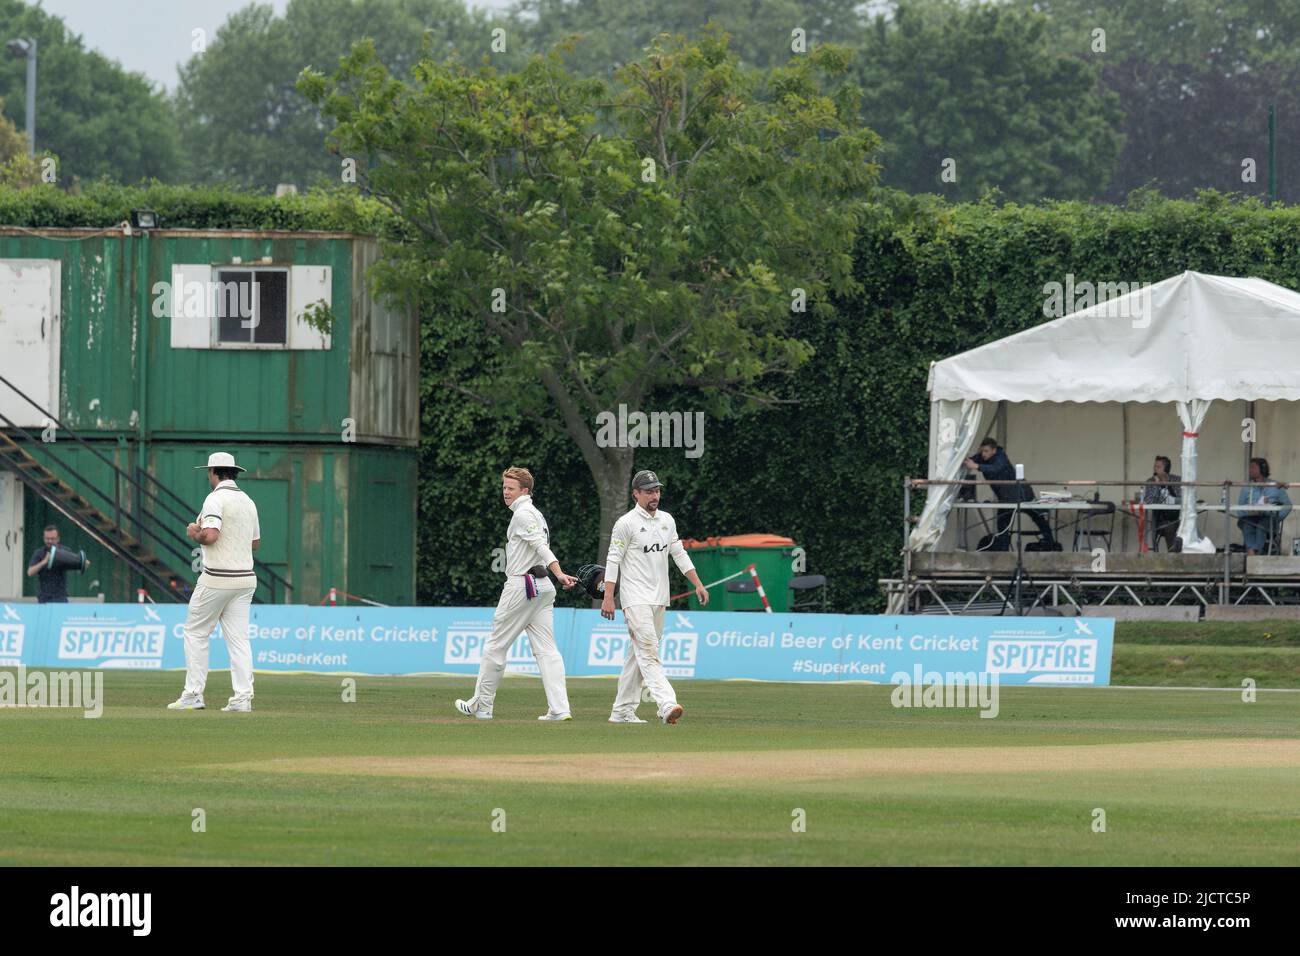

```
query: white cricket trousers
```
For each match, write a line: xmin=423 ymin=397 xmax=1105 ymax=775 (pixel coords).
xmin=612 ymin=604 xmax=678 ymax=719
xmin=183 ymin=582 xmax=257 ymax=701
xmin=468 ymin=577 xmax=570 ymax=716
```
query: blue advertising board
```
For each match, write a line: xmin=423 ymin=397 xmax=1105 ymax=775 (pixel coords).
xmin=0 ymin=601 xmax=1113 ymax=685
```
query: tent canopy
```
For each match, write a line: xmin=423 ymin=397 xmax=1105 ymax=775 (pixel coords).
xmin=928 ymin=271 xmax=1300 ymax=404
xmin=902 ymin=272 xmax=1300 ymax=566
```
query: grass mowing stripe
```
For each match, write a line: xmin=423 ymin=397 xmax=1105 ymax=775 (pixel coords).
xmin=1116 ymin=620 xmax=1300 ymax=646
xmin=1112 ymin=643 xmax=1300 ymax=687
xmin=2 ymin=670 xmax=1298 ymax=865
xmin=1 ymin=768 xmax=1296 ymax=866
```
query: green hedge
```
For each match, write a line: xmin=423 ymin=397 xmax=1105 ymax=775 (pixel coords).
xmin=417 ymin=190 xmax=1300 ymax=613
xmin=7 ymin=185 xmax=1299 ymax=612
xmin=0 ymin=182 xmax=394 ymax=233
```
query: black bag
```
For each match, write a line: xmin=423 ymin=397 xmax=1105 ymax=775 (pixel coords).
xmin=46 ymin=546 xmax=87 ymax=572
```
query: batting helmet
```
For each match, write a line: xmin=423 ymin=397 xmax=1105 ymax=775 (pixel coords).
xmin=576 ymin=564 xmax=607 ymax=600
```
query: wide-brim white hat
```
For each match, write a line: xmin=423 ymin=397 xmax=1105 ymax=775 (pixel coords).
xmin=195 ymin=452 xmax=246 ymax=473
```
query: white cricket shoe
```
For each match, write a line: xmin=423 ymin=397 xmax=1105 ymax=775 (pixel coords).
xmin=660 ymin=705 xmax=684 ymax=725
xmin=221 ymin=698 xmax=252 ymax=713
xmin=537 ymin=712 xmax=572 ymax=721
xmin=166 ymin=693 xmax=204 ymax=710
xmin=608 ymin=712 xmax=647 ymax=724
xmin=455 ymin=699 xmax=492 ymax=720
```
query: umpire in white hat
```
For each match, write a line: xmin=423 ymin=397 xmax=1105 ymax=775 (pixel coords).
xmin=167 ymin=452 xmax=262 ymax=713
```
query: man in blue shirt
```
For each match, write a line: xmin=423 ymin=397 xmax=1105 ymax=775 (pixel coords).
xmin=1234 ymin=457 xmax=1292 ymax=555
xmin=25 ymin=525 xmax=88 ymax=603
xmin=963 ymin=438 xmax=1058 ymax=551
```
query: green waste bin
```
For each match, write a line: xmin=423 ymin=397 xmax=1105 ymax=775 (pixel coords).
xmin=682 ymin=535 xmax=800 ymax=612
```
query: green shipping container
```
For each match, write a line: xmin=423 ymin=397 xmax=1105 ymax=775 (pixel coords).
xmin=1 ymin=226 xmax=418 ymax=605
xmin=19 ymin=440 xmax=416 ymax=605
xmin=0 ymin=228 xmax=417 ymax=444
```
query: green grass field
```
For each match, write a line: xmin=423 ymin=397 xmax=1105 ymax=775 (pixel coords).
xmin=3 ymin=649 xmax=1299 ymax=865
xmin=1111 ymin=620 xmax=1300 ymax=686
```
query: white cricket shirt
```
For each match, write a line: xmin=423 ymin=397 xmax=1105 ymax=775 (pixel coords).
xmin=196 ymin=479 xmax=261 ymax=589
xmin=603 ymin=504 xmax=695 ymax=608
xmin=503 ymin=494 xmax=557 ymax=577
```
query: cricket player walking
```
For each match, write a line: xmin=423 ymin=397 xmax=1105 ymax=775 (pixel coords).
xmin=455 ymin=467 xmax=580 ymax=720
xmin=601 ymin=470 xmax=708 ymax=724
xmin=167 ymin=452 xmax=261 ymax=713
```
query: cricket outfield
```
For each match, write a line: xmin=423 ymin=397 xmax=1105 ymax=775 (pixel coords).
xmin=2 ymin=661 xmax=1298 ymax=866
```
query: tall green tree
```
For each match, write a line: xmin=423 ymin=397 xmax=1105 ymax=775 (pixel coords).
xmin=0 ymin=0 xmax=179 ymax=183
xmin=1018 ymin=0 xmax=1300 ymax=72
xmin=1010 ymin=0 xmax=1300 ymax=203
xmin=175 ymin=0 xmax=502 ymax=189
xmin=856 ymin=0 xmax=1123 ymax=201
xmin=508 ymin=0 xmax=868 ymax=74
xmin=300 ymin=32 xmax=879 ymax=552
xmin=0 ymin=94 xmax=42 ymax=186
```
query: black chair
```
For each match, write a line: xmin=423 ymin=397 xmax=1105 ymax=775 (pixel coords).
xmin=725 ymin=579 xmax=764 ymax=611
xmin=1236 ymin=514 xmax=1286 ymax=555
xmin=1072 ymin=500 xmax=1115 ymax=553
xmin=788 ymin=574 xmax=828 ymax=612
xmin=1264 ymin=519 xmax=1286 ymax=556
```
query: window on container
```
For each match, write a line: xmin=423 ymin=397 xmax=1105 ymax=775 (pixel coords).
xmin=214 ymin=269 xmax=288 ymax=346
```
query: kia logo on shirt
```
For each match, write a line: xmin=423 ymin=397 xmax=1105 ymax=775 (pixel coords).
xmin=642 ymin=543 xmax=666 ymax=553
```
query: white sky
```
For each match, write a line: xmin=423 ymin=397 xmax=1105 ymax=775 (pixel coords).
xmin=38 ymin=0 xmax=516 ymax=91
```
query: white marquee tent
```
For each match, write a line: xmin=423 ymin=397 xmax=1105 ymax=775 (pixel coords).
xmin=911 ymin=270 xmax=1300 ymax=555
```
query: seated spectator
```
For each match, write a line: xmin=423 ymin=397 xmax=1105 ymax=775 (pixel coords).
xmin=962 ymin=438 xmax=1058 ymax=551
xmin=1140 ymin=455 xmax=1182 ymax=551
xmin=1234 ymin=457 xmax=1292 ymax=555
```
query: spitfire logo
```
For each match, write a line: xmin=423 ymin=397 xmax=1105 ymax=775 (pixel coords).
xmin=587 ymin=615 xmax=697 ymax=677
xmin=0 ymin=603 xmax=23 ymax=666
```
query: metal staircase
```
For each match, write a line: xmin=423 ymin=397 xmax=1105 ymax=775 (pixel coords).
xmin=0 ymin=430 xmax=183 ymax=598
xmin=0 ymin=373 xmax=292 ymax=603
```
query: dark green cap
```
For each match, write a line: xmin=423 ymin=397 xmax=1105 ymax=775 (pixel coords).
xmin=631 ymin=470 xmax=664 ymax=490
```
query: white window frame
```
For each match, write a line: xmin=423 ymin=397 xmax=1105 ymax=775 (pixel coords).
xmin=211 ymin=266 xmax=291 ymax=350
xmin=169 ymin=262 xmax=333 ymax=351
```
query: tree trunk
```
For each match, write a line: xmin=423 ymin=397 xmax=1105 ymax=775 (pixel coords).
xmin=526 ymin=366 xmax=635 ymax=599
xmin=593 ymin=446 xmax=634 ymax=568
xmin=589 ymin=447 xmax=633 ymax=608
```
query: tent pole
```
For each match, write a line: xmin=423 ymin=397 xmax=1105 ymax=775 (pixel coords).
xmin=1223 ymin=482 xmax=1232 ymax=604
xmin=1122 ymin=402 xmax=1130 ymax=552
xmin=902 ymin=477 xmax=912 ymax=615
xmin=1244 ymin=400 xmax=1254 ymax=479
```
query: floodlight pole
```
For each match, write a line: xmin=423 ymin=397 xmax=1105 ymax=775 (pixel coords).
xmin=24 ymin=37 xmax=34 ymax=153
xmin=1268 ymin=105 xmax=1277 ymax=204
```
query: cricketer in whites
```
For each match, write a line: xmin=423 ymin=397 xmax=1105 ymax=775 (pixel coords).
xmin=456 ymin=467 xmax=580 ymax=720
xmin=167 ymin=452 xmax=261 ymax=713
xmin=602 ymin=469 xmax=708 ymax=724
